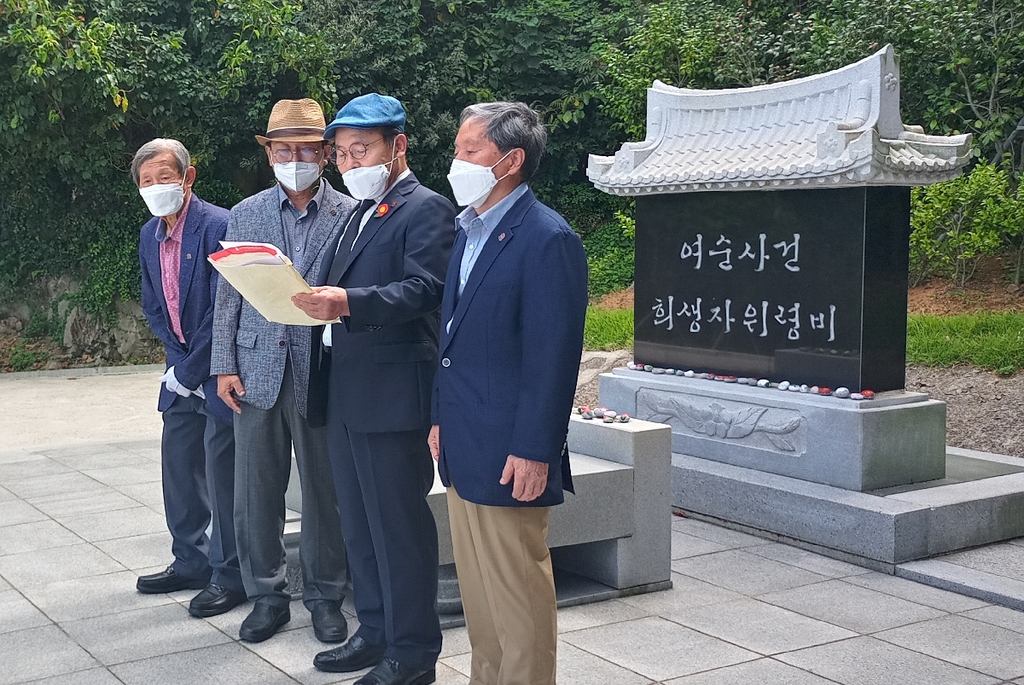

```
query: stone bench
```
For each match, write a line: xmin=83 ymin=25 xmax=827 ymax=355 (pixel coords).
xmin=286 ymin=416 xmax=673 ymax=608
xmin=430 ymin=416 xmax=673 ymax=603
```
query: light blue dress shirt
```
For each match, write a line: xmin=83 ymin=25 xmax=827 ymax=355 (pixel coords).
xmin=447 ymin=183 xmax=529 ymax=334
xmin=455 ymin=182 xmax=529 ymax=297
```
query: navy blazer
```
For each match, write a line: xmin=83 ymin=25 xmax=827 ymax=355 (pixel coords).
xmin=308 ymin=172 xmax=456 ymax=432
xmin=140 ymin=194 xmax=233 ymax=426
xmin=431 ymin=189 xmax=588 ymax=507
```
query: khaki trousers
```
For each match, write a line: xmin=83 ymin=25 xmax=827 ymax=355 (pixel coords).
xmin=447 ymin=486 xmax=557 ymax=685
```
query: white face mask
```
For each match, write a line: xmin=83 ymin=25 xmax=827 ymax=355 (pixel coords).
xmin=446 ymin=150 xmax=512 ymax=208
xmin=274 ymin=161 xmax=322 ymax=193
xmin=139 ymin=182 xmax=185 ymax=218
xmin=342 ymin=148 xmax=397 ymax=200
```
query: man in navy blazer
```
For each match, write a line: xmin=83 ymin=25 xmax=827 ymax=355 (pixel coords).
xmin=428 ymin=102 xmax=588 ymax=685
xmin=133 ymin=138 xmax=244 ymax=618
xmin=293 ymin=94 xmax=454 ymax=685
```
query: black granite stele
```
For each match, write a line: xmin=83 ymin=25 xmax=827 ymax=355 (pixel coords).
xmin=634 ymin=186 xmax=910 ymax=392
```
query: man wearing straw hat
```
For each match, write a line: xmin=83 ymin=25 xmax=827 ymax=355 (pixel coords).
xmin=212 ymin=98 xmax=355 ymax=644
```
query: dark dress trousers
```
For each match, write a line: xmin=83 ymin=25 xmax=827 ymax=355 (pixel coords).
xmin=139 ymin=195 xmax=241 ymax=591
xmin=309 ymin=172 xmax=455 ymax=669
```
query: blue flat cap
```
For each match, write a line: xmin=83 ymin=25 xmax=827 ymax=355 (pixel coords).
xmin=324 ymin=94 xmax=406 ymax=138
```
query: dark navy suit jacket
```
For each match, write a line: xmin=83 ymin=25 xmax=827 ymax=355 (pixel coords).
xmin=309 ymin=173 xmax=455 ymax=431
xmin=432 ymin=189 xmax=588 ymax=507
xmin=140 ymin=195 xmax=234 ymax=426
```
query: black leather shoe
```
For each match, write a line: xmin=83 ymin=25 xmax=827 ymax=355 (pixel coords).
xmin=238 ymin=602 xmax=290 ymax=643
xmin=188 ymin=583 xmax=247 ymax=618
xmin=313 ymin=635 xmax=386 ymax=673
xmin=136 ymin=566 xmax=209 ymax=594
xmin=354 ymin=657 xmax=435 ymax=685
xmin=310 ymin=600 xmax=349 ymax=643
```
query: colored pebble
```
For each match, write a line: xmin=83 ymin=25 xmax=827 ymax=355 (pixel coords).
xmin=862 ymin=390 xmax=875 ymax=399
xmin=778 ymin=381 xmax=790 ymax=390
xmin=757 ymin=379 xmax=770 ymax=388
xmin=684 ymin=370 xmax=695 ymax=377
xmin=850 ymin=393 xmax=864 ymax=400
xmin=833 ymin=387 xmax=851 ymax=398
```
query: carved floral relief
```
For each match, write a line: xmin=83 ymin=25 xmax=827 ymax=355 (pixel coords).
xmin=637 ymin=389 xmax=806 ymax=454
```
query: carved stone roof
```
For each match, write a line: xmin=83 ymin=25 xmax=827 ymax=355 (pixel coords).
xmin=588 ymin=45 xmax=972 ymax=195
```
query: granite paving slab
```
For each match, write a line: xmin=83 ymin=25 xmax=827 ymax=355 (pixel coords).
xmin=560 ymin=616 xmax=759 ymax=681
xmin=842 ymin=570 xmax=989 ymax=612
xmin=744 ymin=542 xmax=872 ymax=579
xmin=17 ymin=569 xmax=177 ymax=623
xmin=671 ymin=530 xmax=732 ymax=559
xmin=109 ymin=642 xmax=299 ymax=685
xmin=55 ymin=505 xmax=167 ymax=542
xmin=0 ymin=498 xmax=48 ymax=526
xmin=556 ymin=597 xmax=652 ymax=633
xmin=759 ymin=578 xmax=946 ymax=634
xmin=617 ymin=572 xmax=743 ymax=614
xmin=663 ymin=597 xmax=856 ymax=655
xmin=61 ymin=603 xmax=234 ymax=666
xmin=0 ymin=588 xmax=52 ymax=634
xmin=0 ymin=519 xmax=85 ymax=555
xmin=663 ymin=657 xmax=840 ymax=684
xmin=961 ymin=604 xmax=1024 ymax=634
xmin=93 ymin=531 xmax=173 ymax=571
xmin=776 ymin=636 xmax=999 ymax=685
xmin=875 ymin=614 xmax=1024 ymax=680
xmin=672 ymin=549 xmax=830 ymax=596
xmin=0 ymin=542 xmax=125 ymax=587
xmin=0 ymin=624 xmax=101 ymax=684
xmin=671 ymin=516 xmax=771 ymax=549
xmin=28 ymin=488 xmax=143 ymax=518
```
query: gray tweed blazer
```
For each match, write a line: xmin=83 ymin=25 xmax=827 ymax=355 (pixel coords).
xmin=211 ymin=180 xmax=357 ymax=417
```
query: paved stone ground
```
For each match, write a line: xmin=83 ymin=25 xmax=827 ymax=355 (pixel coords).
xmin=4 ymin=367 xmax=1024 ymax=684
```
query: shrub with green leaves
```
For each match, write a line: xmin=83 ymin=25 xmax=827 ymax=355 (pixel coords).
xmin=910 ymin=164 xmax=1020 ymax=287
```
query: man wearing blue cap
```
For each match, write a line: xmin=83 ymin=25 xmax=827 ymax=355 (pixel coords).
xmin=293 ymin=93 xmax=455 ymax=685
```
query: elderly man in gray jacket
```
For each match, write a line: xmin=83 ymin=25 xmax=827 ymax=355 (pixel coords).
xmin=212 ymin=98 xmax=356 ymax=644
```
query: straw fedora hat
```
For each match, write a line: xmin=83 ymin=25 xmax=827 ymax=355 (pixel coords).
xmin=255 ymin=98 xmax=327 ymax=145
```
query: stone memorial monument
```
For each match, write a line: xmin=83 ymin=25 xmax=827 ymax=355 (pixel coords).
xmin=587 ymin=47 xmax=1024 ymax=569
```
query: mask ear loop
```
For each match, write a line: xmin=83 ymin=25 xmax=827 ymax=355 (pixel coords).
xmin=491 ymin=149 xmax=514 ymax=183
xmin=382 ymin=142 xmax=400 ymax=185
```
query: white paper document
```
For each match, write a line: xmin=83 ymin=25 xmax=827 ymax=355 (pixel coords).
xmin=209 ymin=242 xmax=339 ymax=326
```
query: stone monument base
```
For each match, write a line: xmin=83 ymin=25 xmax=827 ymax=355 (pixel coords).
xmin=599 ymin=368 xmax=946 ymax=491
xmin=675 ymin=447 xmax=1024 ymax=569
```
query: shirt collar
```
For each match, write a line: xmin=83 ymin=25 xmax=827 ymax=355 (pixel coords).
xmin=154 ymin=192 xmax=193 ymax=243
xmin=457 ymin=182 xmax=529 ymax=233
xmin=278 ymin=180 xmax=326 ymax=213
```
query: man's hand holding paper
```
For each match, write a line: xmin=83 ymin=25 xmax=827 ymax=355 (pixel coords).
xmin=291 ymin=286 xmax=350 ymax=321
xmin=208 ymin=242 xmax=341 ymax=326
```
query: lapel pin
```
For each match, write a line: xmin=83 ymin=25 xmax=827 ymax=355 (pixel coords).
xmin=186 ymin=253 xmax=192 ymax=259
xmin=498 ymin=232 xmax=506 ymax=242
xmin=376 ymin=203 xmax=389 ymax=218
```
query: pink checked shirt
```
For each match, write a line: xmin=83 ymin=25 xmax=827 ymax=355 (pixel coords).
xmin=156 ymin=194 xmax=192 ymax=344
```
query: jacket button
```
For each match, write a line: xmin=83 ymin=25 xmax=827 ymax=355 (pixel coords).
xmin=441 ymin=357 xmax=451 ymax=368
xmin=279 ymin=340 xmax=286 ymax=347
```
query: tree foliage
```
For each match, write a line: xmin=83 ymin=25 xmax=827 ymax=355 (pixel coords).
xmin=3 ymin=0 xmax=1024 ymax=326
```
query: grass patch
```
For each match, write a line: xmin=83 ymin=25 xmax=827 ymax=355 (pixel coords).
xmin=586 ymin=309 xmax=1024 ymax=375
xmin=585 ymin=307 xmax=633 ymax=350
xmin=907 ymin=312 xmax=1024 ymax=375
